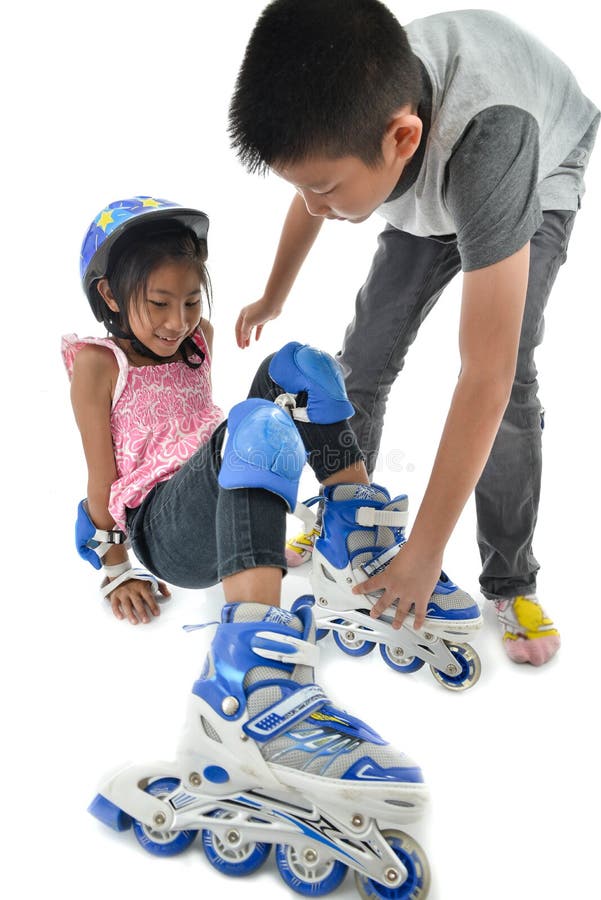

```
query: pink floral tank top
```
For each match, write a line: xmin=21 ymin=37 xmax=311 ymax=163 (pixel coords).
xmin=62 ymin=330 xmax=225 ymax=530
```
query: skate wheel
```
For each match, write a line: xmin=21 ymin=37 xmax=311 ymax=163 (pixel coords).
xmin=379 ymin=643 xmax=425 ymax=674
xmin=132 ymin=777 xmax=197 ymax=856
xmin=333 ymin=621 xmax=375 ymax=657
xmin=202 ymin=809 xmax=270 ymax=876
xmin=291 ymin=595 xmax=328 ymax=641
xmin=430 ymin=643 xmax=481 ymax=691
xmin=275 ymin=842 xmax=347 ymax=895
xmin=354 ymin=830 xmax=430 ymax=900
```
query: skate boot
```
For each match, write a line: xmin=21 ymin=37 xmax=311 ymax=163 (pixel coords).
xmin=88 ymin=601 xmax=430 ymax=898
xmin=494 ymin=595 xmax=560 ymax=666
xmin=302 ymin=483 xmax=482 ymax=691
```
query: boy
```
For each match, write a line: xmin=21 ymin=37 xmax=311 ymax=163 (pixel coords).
xmin=228 ymin=1 xmax=599 ymax=665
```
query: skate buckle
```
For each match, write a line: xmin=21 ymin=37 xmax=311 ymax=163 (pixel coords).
xmin=361 ymin=543 xmax=402 ymax=578
xmin=355 ymin=507 xmax=408 ymax=528
xmin=244 ymin=683 xmax=328 ymax=742
xmin=251 ymin=631 xmax=320 ymax=667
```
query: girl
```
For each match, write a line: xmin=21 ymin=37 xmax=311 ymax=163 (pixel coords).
xmin=68 ymin=196 xmax=473 ymax=894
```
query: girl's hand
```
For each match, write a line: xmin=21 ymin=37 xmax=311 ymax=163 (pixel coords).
xmin=236 ymin=297 xmax=283 ymax=348
xmin=105 ymin=577 xmax=170 ymax=625
xmin=352 ymin=541 xmax=442 ymax=630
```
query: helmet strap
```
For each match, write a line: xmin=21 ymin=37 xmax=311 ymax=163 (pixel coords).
xmin=106 ymin=319 xmax=204 ymax=368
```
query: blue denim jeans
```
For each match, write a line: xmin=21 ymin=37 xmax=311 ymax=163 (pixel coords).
xmin=337 ymin=209 xmax=577 ymax=599
xmin=126 ymin=354 xmax=363 ymax=588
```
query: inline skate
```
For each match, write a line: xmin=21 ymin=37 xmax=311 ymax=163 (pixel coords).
xmin=292 ymin=483 xmax=482 ymax=691
xmin=89 ymin=601 xmax=430 ymax=898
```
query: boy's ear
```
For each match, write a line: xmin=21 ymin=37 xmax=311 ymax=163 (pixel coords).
xmin=383 ymin=108 xmax=423 ymax=163
xmin=96 ymin=277 xmax=119 ymax=313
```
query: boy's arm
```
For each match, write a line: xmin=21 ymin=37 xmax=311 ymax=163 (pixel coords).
xmin=236 ymin=192 xmax=324 ymax=347
xmin=354 ymin=243 xmax=531 ymax=627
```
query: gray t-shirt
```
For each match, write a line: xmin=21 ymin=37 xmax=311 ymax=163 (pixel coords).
xmin=380 ymin=10 xmax=599 ymax=270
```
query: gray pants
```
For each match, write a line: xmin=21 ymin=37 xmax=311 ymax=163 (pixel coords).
xmin=338 ymin=210 xmax=576 ymax=599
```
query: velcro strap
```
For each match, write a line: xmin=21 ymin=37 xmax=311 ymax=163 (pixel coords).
xmin=100 ymin=568 xmax=158 ymax=599
xmin=243 ymin=683 xmax=328 ymax=742
xmin=88 ymin=527 xmax=127 ymax=546
xmin=103 ymin=561 xmax=132 ymax=578
xmin=361 ymin=543 xmax=402 ymax=578
xmin=250 ymin=631 xmax=320 ymax=668
xmin=355 ymin=507 xmax=408 ymax=528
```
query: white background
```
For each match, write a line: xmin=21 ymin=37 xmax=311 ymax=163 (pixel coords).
xmin=2 ymin=2 xmax=599 ymax=898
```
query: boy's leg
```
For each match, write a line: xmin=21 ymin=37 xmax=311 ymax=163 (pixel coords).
xmin=282 ymin=234 xmax=460 ymax=565
xmin=476 ymin=210 xmax=576 ymax=664
xmin=476 ymin=209 xmax=577 ymax=599
xmin=338 ymin=225 xmax=462 ymax=475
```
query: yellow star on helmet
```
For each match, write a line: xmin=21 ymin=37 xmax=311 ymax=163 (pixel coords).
xmin=97 ymin=210 xmax=114 ymax=230
xmin=141 ymin=198 xmax=161 ymax=207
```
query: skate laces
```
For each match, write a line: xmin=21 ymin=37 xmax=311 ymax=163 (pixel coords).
xmin=182 ymin=621 xmax=219 ymax=633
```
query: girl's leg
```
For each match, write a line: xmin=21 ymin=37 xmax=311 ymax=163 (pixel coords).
xmin=247 ymin=353 xmax=369 ymax=484
xmin=129 ymin=423 xmax=288 ymax=595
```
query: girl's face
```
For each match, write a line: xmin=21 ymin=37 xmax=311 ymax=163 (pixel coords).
xmin=121 ymin=259 xmax=203 ymax=357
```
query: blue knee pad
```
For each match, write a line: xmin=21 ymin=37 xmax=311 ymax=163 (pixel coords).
xmin=218 ymin=398 xmax=306 ymax=512
xmin=268 ymin=341 xmax=354 ymax=424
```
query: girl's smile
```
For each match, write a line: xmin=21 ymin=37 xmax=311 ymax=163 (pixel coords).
xmin=114 ymin=259 xmax=203 ymax=359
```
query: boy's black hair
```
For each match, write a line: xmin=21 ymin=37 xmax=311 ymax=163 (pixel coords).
xmin=102 ymin=221 xmax=212 ymax=368
xmin=229 ymin=0 xmax=421 ymax=173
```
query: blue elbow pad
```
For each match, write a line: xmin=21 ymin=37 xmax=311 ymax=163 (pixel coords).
xmin=269 ymin=342 xmax=354 ymax=424
xmin=218 ymin=399 xmax=306 ymax=512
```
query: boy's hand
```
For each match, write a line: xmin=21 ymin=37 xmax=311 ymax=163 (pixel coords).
xmin=352 ymin=541 xmax=442 ymax=630
xmin=236 ymin=297 xmax=282 ymax=348
xmin=104 ymin=577 xmax=170 ymax=625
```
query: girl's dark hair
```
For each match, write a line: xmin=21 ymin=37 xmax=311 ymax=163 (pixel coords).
xmin=101 ymin=220 xmax=211 ymax=368
xmin=229 ymin=0 xmax=421 ymax=173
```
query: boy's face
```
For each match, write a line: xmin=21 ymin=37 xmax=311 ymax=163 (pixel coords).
xmin=274 ymin=153 xmax=407 ymax=223
xmin=273 ymin=109 xmax=423 ymax=223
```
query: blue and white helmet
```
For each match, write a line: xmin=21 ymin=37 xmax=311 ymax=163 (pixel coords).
xmin=80 ymin=196 xmax=209 ymax=321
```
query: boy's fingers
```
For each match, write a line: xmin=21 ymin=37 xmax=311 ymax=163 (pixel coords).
xmin=392 ymin=603 xmax=411 ymax=630
xmin=235 ymin=312 xmax=249 ymax=347
xmin=371 ymin=594 xmax=394 ymax=619
xmin=352 ymin=578 xmax=374 ymax=595
xmin=413 ymin=609 xmax=426 ymax=629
